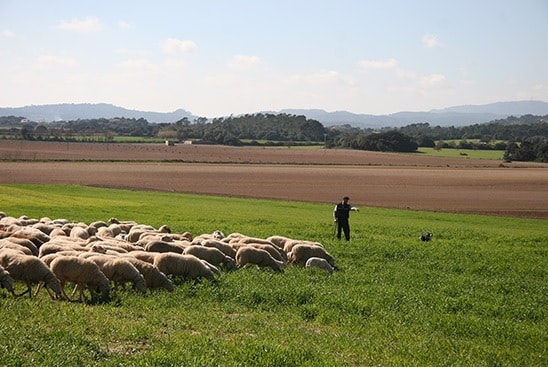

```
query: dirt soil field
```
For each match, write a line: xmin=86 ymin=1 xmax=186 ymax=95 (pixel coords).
xmin=1 ymin=141 xmax=547 ymax=219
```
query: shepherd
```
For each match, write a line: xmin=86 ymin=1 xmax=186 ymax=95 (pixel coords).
xmin=333 ymin=196 xmax=359 ymax=241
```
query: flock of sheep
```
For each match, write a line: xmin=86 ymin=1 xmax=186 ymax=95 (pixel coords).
xmin=0 ymin=212 xmax=335 ymax=303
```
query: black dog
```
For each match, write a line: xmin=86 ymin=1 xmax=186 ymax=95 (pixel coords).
xmin=420 ymin=232 xmax=433 ymax=242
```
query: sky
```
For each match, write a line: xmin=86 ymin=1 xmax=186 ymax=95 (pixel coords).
xmin=1 ymin=1 xmax=547 ymax=118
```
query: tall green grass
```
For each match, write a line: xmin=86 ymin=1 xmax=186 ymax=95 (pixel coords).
xmin=0 ymin=185 xmax=546 ymax=366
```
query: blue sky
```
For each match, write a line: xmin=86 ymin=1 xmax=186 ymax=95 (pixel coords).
xmin=1 ymin=0 xmax=547 ymax=117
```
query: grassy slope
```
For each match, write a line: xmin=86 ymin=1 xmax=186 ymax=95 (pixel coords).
xmin=0 ymin=185 xmax=546 ymax=366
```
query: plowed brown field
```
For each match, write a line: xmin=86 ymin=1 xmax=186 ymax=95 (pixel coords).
xmin=1 ymin=141 xmax=547 ymax=219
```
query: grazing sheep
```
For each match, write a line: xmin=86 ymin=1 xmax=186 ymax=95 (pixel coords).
xmin=305 ymin=257 xmax=334 ymax=274
xmin=49 ymin=227 xmax=68 ymax=237
xmin=96 ymin=226 xmax=115 ymax=238
xmin=0 ymin=240 xmax=34 ymax=256
xmin=38 ymin=242 xmax=87 ymax=257
xmin=70 ymin=226 xmax=92 ymax=240
xmin=122 ymin=256 xmax=174 ymax=292
xmin=201 ymin=239 xmax=237 ymax=258
xmin=89 ymin=220 xmax=108 ymax=230
xmin=0 ymin=265 xmax=15 ymax=296
xmin=125 ymin=250 xmax=157 ymax=264
xmin=8 ymin=237 xmax=40 ymax=255
xmin=31 ymin=222 xmax=58 ymax=235
xmin=183 ymin=245 xmax=236 ymax=270
xmin=265 ymin=235 xmax=292 ymax=248
xmin=127 ymin=224 xmax=170 ymax=243
xmin=233 ymin=236 xmax=279 ymax=248
xmin=108 ymin=217 xmax=138 ymax=233
xmin=235 ymin=246 xmax=285 ymax=272
xmin=88 ymin=242 xmax=128 ymax=254
xmin=50 ymin=256 xmax=110 ymax=302
xmin=145 ymin=240 xmax=185 ymax=254
xmin=283 ymin=239 xmax=323 ymax=254
xmin=0 ymin=253 xmax=62 ymax=299
xmin=153 ymin=253 xmax=216 ymax=282
xmin=287 ymin=244 xmax=335 ymax=267
xmin=420 ymin=232 xmax=433 ymax=242
xmin=40 ymin=251 xmax=81 ymax=266
xmin=247 ymin=243 xmax=287 ymax=262
xmin=94 ymin=257 xmax=147 ymax=294
xmin=9 ymin=227 xmax=50 ymax=248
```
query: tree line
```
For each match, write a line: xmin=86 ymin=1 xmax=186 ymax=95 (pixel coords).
xmin=1 ymin=113 xmax=547 ymax=162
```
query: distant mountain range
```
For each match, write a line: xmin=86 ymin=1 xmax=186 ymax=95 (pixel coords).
xmin=0 ymin=103 xmax=196 ymax=124
xmin=1 ymin=100 xmax=547 ymax=128
xmin=281 ymin=101 xmax=548 ymax=128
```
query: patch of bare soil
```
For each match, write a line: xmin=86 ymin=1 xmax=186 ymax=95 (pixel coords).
xmin=1 ymin=141 xmax=547 ymax=219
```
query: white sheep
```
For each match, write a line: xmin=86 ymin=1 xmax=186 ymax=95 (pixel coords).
xmin=287 ymin=244 xmax=335 ymax=267
xmin=88 ymin=256 xmax=147 ymax=294
xmin=235 ymin=246 xmax=285 ymax=272
xmin=153 ymin=253 xmax=217 ymax=282
xmin=50 ymin=256 xmax=111 ymax=302
xmin=247 ymin=243 xmax=287 ymax=262
xmin=69 ymin=225 xmax=93 ymax=240
xmin=0 ymin=252 xmax=62 ymax=299
xmin=305 ymin=257 xmax=334 ymax=274
xmin=265 ymin=235 xmax=292 ymax=249
xmin=283 ymin=239 xmax=323 ymax=254
xmin=125 ymin=250 xmax=157 ymax=264
xmin=38 ymin=242 xmax=87 ymax=257
xmin=144 ymin=240 xmax=185 ymax=254
xmin=200 ymin=239 xmax=237 ymax=258
xmin=9 ymin=227 xmax=50 ymax=248
xmin=0 ymin=239 xmax=34 ymax=256
xmin=121 ymin=256 xmax=174 ymax=292
xmin=108 ymin=217 xmax=138 ymax=233
xmin=49 ymin=227 xmax=69 ymax=237
xmin=0 ymin=265 xmax=15 ymax=296
xmin=183 ymin=245 xmax=236 ymax=270
xmin=88 ymin=242 xmax=128 ymax=255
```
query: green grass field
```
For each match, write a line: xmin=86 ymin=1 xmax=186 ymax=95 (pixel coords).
xmin=0 ymin=185 xmax=546 ymax=366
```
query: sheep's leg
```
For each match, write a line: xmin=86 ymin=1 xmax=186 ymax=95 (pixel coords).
xmin=59 ymin=281 xmax=73 ymax=301
xmin=33 ymin=281 xmax=44 ymax=297
xmin=44 ymin=285 xmax=56 ymax=300
xmin=70 ymin=283 xmax=79 ymax=298
xmin=16 ymin=282 xmax=32 ymax=297
xmin=15 ymin=289 xmax=30 ymax=297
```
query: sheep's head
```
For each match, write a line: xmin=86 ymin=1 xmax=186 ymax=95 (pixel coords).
xmin=223 ymin=256 xmax=237 ymax=271
xmin=213 ymin=230 xmax=225 ymax=240
xmin=159 ymin=225 xmax=171 ymax=233
xmin=0 ymin=270 xmax=14 ymax=293
xmin=91 ymin=244 xmax=107 ymax=254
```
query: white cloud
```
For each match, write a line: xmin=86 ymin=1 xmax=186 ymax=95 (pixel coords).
xmin=56 ymin=16 xmax=102 ymax=33
xmin=228 ymin=55 xmax=261 ymax=69
xmin=37 ymin=55 xmax=76 ymax=66
xmin=422 ymin=34 xmax=441 ymax=48
xmin=117 ymin=58 xmax=156 ymax=70
xmin=421 ymin=73 xmax=446 ymax=87
xmin=288 ymin=70 xmax=354 ymax=86
xmin=359 ymin=58 xmax=399 ymax=70
xmin=2 ymin=30 xmax=15 ymax=38
xmin=118 ymin=20 xmax=132 ymax=30
xmin=162 ymin=38 xmax=197 ymax=54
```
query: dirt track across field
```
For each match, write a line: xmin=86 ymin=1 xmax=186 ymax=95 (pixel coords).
xmin=1 ymin=141 xmax=547 ymax=219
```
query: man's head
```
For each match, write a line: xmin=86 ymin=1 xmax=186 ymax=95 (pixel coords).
xmin=343 ymin=196 xmax=349 ymax=202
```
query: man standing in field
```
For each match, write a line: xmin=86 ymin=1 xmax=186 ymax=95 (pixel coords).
xmin=333 ymin=196 xmax=359 ymax=241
